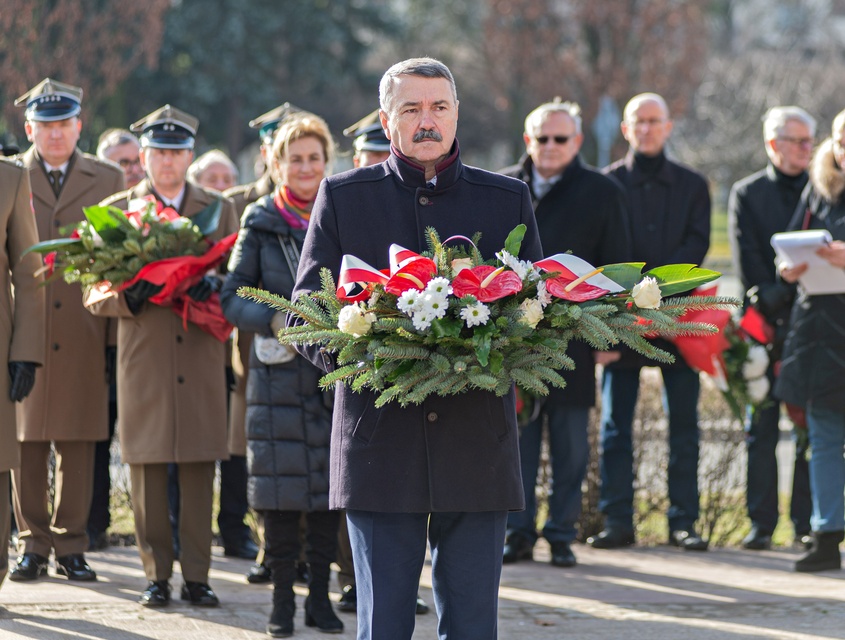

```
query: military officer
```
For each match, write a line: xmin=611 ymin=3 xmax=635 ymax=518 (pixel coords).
xmin=85 ymin=105 xmax=238 ymax=608
xmin=0 ymin=156 xmax=47 ymax=591
xmin=344 ymin=109 xmax=392 ymax=168
xmin=11 ymin=79 xmax=123 ymax=583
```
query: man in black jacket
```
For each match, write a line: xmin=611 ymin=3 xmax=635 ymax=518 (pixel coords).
xmin=590 ymin=93 xmax=711 ymax=552
xmin=500 ymin=99 xmax=630 ymax=568
xmin=728 ymin=105 xmax=816 ymax=551
xmin=294 ymin=58 xmax=541 ymax=640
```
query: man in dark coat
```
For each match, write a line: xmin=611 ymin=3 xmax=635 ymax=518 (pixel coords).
xmin=728 ymin=105 xmax=816 ymax=551
xmin=589 ymin=93 xmax=711 ymax=551
xmin=293 ymin=58 xmax=541 ymax=640
xmin=499 ymin=99 xmax=630 ymax=568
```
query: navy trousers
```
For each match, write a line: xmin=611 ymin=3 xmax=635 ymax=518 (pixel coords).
xmin=347 ymin=510 xmax=507 ymax=640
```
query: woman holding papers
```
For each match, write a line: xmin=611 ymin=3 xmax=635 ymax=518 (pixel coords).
xmin=776 ymin=108 xmax=845 ymax=573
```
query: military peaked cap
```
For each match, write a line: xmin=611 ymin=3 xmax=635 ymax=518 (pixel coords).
xmin=15 ymin=78 xmax=83 ymax=122
xmin=343 ymin=109 xmax=390 ymax=153
xmin=130 ymin=105 xmax=198 ymax=149
xmin=249 ymin=103 xmax=302 ymax=144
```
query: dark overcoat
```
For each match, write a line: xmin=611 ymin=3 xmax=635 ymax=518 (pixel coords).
xmin=501 ymin=154 xmax=630 ymax=405
xmin=728 ymin=164 xmax=805 ymax=351
xmin=603 ymin=151 xmax=711 ymax=369
xmin=221 ymin=195 xmax=332 ymax=512
xmin=293 ymin=144 xmax=543 ymax=513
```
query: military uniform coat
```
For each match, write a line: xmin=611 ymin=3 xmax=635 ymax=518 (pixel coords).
xmin=223 ymin=173 xmax=273 ymax=456
xmin=85 ymin=179 xmax=239 ymax=464
xmin=0 ymin=159 xmax=46 ymax=471
xmin=17 ymin=147 xmax=122 ymax=442
xmin=294 ymin=143 xmax=543 ymax=513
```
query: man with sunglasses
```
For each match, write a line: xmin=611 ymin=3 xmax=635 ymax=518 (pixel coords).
xmin=728 ymin=106 xmax=816 ymax=552
xmin=500 ymin=99 xmax=630 ymax=568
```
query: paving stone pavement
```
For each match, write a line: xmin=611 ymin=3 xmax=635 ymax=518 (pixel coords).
xmin=2 ymin=540 xmax=845 ymax=639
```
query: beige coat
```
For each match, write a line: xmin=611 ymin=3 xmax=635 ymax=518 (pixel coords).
xmin=86 ymin=179 xmax=238 ymax=464
xmin=17 ymin=148 xmax=123 ymax=442
xmin=0 ymin=159 xmax=46 ymax=470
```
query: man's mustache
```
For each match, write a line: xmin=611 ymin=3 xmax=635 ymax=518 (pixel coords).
xmin=413 ymin=129 xmax=442 ymax=143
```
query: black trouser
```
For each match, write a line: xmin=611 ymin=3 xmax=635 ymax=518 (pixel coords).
xmin=87 ymin=392 xmax=117 ymax=535
xmin=218 ymin=455 xmax=251 ymax=547
xmin=264 ymin=509 xmax=339 ymax=587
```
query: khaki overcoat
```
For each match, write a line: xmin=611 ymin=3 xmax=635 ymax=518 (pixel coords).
xmin=86 ymin=179 xmax=238 ymax=464
xmin=223 ymin=174 xmax=273 ymax=456
xmin=17 ymin=148 xmax=123 ymax=442
xmin=0 ymin=159 xmax=46 ymax=471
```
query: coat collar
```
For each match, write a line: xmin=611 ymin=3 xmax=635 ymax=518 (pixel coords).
xmin=132 ymin=178 xmax=216 ymax=218
xmin=385 ymin=139 xmax=462 ymax=190
xmin=24 ymin=146 xmax=100 ymax=210
xmin=623 ymin=149 xmax=673 ymax=187
xmin=516 ymin=153 xmax=584 ymax=201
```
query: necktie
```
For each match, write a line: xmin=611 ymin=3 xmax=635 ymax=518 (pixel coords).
xmin=49 ymin=170 xmax=63 ymax=198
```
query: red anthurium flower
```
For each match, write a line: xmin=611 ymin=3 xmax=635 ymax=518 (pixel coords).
xmin=384 ymin=257 xmax=437 ymax=296
xmin=452 ymin=265 xmax=522 ymax=302
xmin=542 ymin=265 xmax=609 ymax=302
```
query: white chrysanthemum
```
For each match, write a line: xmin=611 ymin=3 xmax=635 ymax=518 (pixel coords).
xmin=425 ymin=277 xmax=453 ymax=296
xmin=419 ymin=292 xmax=449 ymax=319
xmin=747 ymin=375 xmax=771 ymax=404
xmin=496 ymin=250 xmax=530 ymax=281
xmin=337 ymin=304 xmax=377 ymax=337
xmin=742 ymin=345 xmax=769 ymax=380
xmin=518 ymin=298 xmax=545 ymax=328
xmin=412 ymin=312 xmax=433 ymax=331
xmin=460 ymin=302 xmax=490 ymax=327
xmin=397 ymin=289 xmax=424 ymax=314
xmin=536 ymin=280 xmax=552 ymax=306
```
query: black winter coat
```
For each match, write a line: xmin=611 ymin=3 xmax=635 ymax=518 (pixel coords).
xmin=293 ymin=143 xmax=543 ymax=513
xmin=500 ymin=154 xmax=631 ymax=405
xmin=221 ymin=195 xmax=332 ymax=512
xmin=775 ymin=182 xmax=845 ymax=413
xmin=728 ymin=164 xmax=804 ymax=352
xmin=604 ymin=151 xmax=711 ymax=369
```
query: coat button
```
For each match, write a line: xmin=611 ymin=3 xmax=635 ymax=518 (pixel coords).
xmin=177 ymin=375 xmax=185 ymax=384
xmin=53 ymin=300 xmax=62 ymax=309
xmin=52 ymin=343 xmax=60 ymax=351
xmin=427 ymin=412 xmax=438 ymax=423
xmin=419 ymin=196 xmax=429 ymax=205
xmin=176 ymin=335 xmax=183 ymax=343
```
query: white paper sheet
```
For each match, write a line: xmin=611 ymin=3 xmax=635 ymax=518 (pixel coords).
xmin=771 ymin=229 xmax=845 ymax=295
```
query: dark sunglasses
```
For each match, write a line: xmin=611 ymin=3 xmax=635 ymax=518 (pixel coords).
xmin=535 ymin=135 xmax=571 ymax=145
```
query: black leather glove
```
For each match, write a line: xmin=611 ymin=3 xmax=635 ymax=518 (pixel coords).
xmin=123 ymin=280 xmax=164 ymax=314
xmin=186 ymin=275 xmax=221 ymax=303
xmin=8 ymin=361 xmax=37 ymax=402
xmin=105 ymin=346 xmax=117 ymax=386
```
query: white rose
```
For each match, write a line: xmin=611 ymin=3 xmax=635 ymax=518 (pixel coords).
xmin=746 ymin=375 xmax=770 ymax=404
xmin=170 ymin=217 xmax=193 ymax=230
xmin=451 ymin=257 xmax=473 ymax=274
xmin=742 ymin=344 xmax=769 ymax=380
xmin=337 ymin=304 xmax=376 ymax=337
xmin=518 ymin=298 xmax=545 ymax=328
xmin=631 ymin=276 xmax=662 ymax=309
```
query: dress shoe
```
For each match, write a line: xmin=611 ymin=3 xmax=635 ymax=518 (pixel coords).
xmin=550 ymin=541 xmax=577 ymax=567
xmin=181 ymin=581 xmax=220 ymax=607
xmin=416 ymin=593 xmax=430 ymax=615
xmin=246 ymin=561 xmax=271 ymax=584
xmin=587 ymin=528 xmax=635 ymax=549
xmin=139 ymin=580 xmax=171 ymax=607
xmin=502 ymin=533 xmax=533 ymax=563
xmin=336 ymin=584 xmax=357 ymax=613
xmin=224 ymin=537 xmax=259 ymax=560
xmin=9 ymin=552 xmax=48 ymax=582
xmin=56 ymin=553 xmax=98 ymax=581
xmin=669 ymin=529 xmax=709 ymax=551
xmin=741 ymin=526 xmax=772 ymax=550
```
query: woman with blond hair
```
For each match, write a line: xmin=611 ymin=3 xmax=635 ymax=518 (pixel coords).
xmin=221 ymin=112 xmax=342 ymax=637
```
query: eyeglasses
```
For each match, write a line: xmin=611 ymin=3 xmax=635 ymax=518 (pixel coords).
xmin=627 ymin=118 xmax=667 ymax=129
xmin=778 ymin=136 xmax=814 ymax=148
xmin=535 ymin=135 xmax=572 ymax=145
xmin=118 ymin=158 xmax=142 ymax=168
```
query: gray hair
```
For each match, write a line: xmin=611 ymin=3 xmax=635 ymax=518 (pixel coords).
xmin=96 ymin=128 xmax=139 ymax=160
xmin=623 ymin=93 xmax=670 ymax=122
xmin=378 ymin=57 xmax=457 ymax=114
xmin=524 ymin=98 xmax=582 ymax=137
xmin=187 ymin=149 xmax=238 ymax=183
xmin=763 ymin=106 xmax=817 ymax=141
